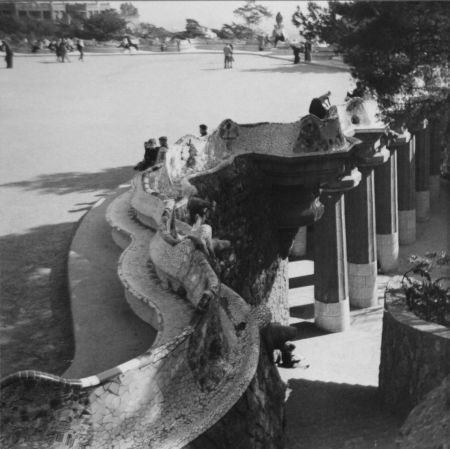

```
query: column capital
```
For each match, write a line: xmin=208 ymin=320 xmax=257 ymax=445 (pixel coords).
xmin=352 ymin=128 xmax=390 ymax=167
xmin=320 ymin=167 xmax=361 ymax=193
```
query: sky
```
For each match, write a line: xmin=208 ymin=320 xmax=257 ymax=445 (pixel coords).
xmin=109 ymin=1 xmax=317 ymax=38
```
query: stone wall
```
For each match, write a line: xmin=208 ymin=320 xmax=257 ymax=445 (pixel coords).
xmin=184 ymin=343 xmax=286 ymax=449
xmin=397 ymin=374 xmax=450 ymax=449
xmin=379 ymin=280 xmax=450 ymax=417
xmin=191 ymin=158 xmax=291 ymax=325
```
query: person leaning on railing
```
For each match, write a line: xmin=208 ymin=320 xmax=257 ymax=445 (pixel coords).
xmin=308 ymin=91 xmax=332 ymax=119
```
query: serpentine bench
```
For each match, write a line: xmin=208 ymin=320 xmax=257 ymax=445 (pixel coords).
xmin=0 ymin=169 xmax=263 ymax=449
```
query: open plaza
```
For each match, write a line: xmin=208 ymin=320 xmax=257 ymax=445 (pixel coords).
xmin=1 ymin=27 xmax=449 ymax=449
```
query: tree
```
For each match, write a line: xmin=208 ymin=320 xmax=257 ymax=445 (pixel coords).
xmin=135 ymin=22 xmax=172 ymax=40
xmin=233 ymin=0 xmax=272 ymax=29
xmin=120 ymin=2 xmax=139 ymax=18
xmin=82 ymin=9 xmax=127 ymax=41
xmin=295 ymin=1 xmax=450 ymax=140
xmin=185 ymin=19 xmax=207 ymax=38
xmin=213 ymin=23 xmax=254 ymax=40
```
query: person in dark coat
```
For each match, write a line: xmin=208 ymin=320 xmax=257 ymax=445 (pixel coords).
xmin=309 ymin=91 xmax=332 ymax=119
xmin=291 ymin=44 xmax=301 ymax=64
xmin=346 ymin=81 xmax=366 ymax=100
xmin=76 ymin=39 xmax=84 ymax=61
xmin=134 ymin=138 xmax=159 ymax=171
xmin=1 ymin=40 xmax=13 ymax=69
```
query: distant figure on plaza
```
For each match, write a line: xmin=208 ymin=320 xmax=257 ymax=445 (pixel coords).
xmin=175 ymin=37 xmax=181 ymax=52
xmin=31 ymin=40 xmax=41 ymax=53
xmin=134 ymin=138 xmax=159 ymax=171
xmin=309 ymin=91 xmax=332 ymax=120
xmin=272 ymin=12 xmax=285 ymax=48
xmin=0 ymin=40 xmax=13 ymax=68
xmin=58 ymin=39 xmax=70 ymax=63
xmin=199 ymin=124 xmax=208 ymax=137
xmin=118 ymin=36 xmax=139 ymax=53
xmin=304 ymin=41 xmax=312 ymax=62
xmin=291 ymin=43 xmax=301 ymax=64
xmin=223 ymin=43 xmax=233 ymax=69
xmin=76 ymin=39 xmax=84 ymax=61
xmin=346 ymin=81 xmax=366 ymax=100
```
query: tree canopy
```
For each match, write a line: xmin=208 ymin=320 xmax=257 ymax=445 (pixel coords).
xmin=295 ymin=1 xmax=450 ymax=137
xmin=120 ymin=2 xmax=139 ymax=18
xmin=82 ymin=9 xmax=127 ymax=41
xmin=233 ymin=0 xmax=272 ymax=28
xmin=185 ymin=19 xmax=207 ymax=38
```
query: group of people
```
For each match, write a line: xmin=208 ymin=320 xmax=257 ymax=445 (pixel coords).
xmin=30 ymin=38 xmax=85 ymax=62
xmin=134 ymin=124 xmax=208 ymax=172
xmin=291 ymin=41 xmax=312 ymax=64
xmin=308 ymin=84 xmax=367 ymax=120
xmin=134 ymin=136 xmax=169 ymax=172
xmin=223 ymin=43 xmax=234 ymax=69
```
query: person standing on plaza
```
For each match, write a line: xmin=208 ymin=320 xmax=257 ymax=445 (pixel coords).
xmin=0 ymin=40 xmax=13 ymax=69
xmin=76 ymin=39 xmax=84 ymax=61
xmin=223 ymin=43 xmax=233 ymax=69
xmin=304 ymin=41 xmax=312 ymax=63
xmin=58 ymin=39 xmax=70 ymax=63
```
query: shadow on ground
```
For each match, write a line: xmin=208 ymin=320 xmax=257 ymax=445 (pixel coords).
xmin=0 ymin=222 xmax=76 ymax=378
xmin=0 ymin=166 xmax=134 ymax=196
xmin=285 ymin=378 xmax=403 ymax=449
xmin=237 ymin=61 xmax=347 ymax=74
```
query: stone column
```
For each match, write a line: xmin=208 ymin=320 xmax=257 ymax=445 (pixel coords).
xmin=314 ymin=192 xmax=350 ymax=332
xmin=345 ymin=167 xmax=379 ymax=308
xmin=374 ymin=144 xmax=399 ymax=272
xmin=429 ymin=121 xmax=442 ymax=205
xmin=397 ymin=134 xmax=416 ymax=245
xmin=415 ymin=121 xmax=430 ymax=221
xmin=314 ymin=168 xmax=361 ymax=332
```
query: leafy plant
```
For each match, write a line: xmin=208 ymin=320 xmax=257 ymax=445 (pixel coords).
xmin=401 ymin=252 xmax=450 ymax=326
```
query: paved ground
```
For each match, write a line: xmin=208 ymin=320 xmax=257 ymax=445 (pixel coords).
xmin=282 ymin=181 xmax=450 ymax=448
xmin=2 ymin=53 xmax=448 ymax=448
xmin=0 ymin=52 xmax=353 ymax=378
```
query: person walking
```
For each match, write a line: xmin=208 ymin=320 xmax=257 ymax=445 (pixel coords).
xmin=76 ymin=39 xmax=84 ymax=61
xmin=0 ymin=40 xmax=13 ymax=69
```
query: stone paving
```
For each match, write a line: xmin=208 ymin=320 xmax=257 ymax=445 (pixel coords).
xmin=281 ymin=179 xmax=450 ymax=449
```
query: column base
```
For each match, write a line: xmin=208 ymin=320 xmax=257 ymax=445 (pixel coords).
xmin=290 ymin=226 xmax=307 ymax=258
xmin=416 ymin=190 xmax=430 ymax=221
xmin=376 ymin=232 xmax=399 ymax=273
xmin=348 ymin=261 xmax=378 ymax=308
xmin=399 ymin=209 xmax=416 ymax=245
xmin=314 ymin=299 xmax=350 ymax=332
xmin=430 ymin=175 xmax=440 ymax=205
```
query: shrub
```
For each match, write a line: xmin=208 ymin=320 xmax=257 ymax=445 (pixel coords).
xmin=401 ymin=252 xmax=450 ymax=326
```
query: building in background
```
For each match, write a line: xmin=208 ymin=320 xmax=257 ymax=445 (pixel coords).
xmin=0 ymin=1 xmax=111 ymax=23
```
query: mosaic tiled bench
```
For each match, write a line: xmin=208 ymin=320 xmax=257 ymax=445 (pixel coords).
xmin=0 ymin=174 xmax=262 ymax=449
